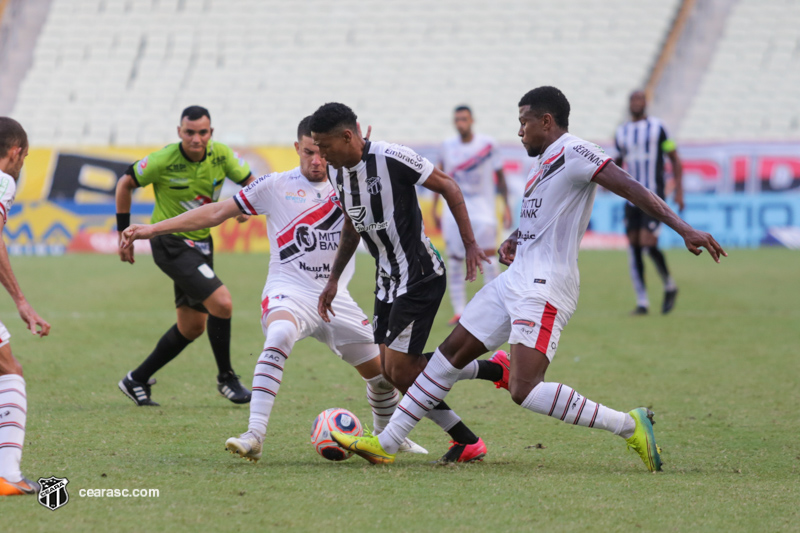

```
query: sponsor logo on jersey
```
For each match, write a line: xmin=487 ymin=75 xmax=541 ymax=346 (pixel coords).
xmin=534 ymin=278 xmax=546 ymax=284
xmin=276 ymin=191 xmax=343 ymax=264
xmin=384 ymin=146 xmax=424 ymax=171
xmin=573 ymin=144 xmax=606 ymax=167
xmin=366 ymin=175 xmax=382 ymax=195
xmin=179 ymin=195 xmax=213 ymax=211
xmin=211 ymin=155 xmax=227 ymax=166
xmin=298 ymin=261 xmax=332 ymax=280
xmin=347 ymin=206 xmax=367 ymax=223
xmin=354 ymin=220 xmax=390 ymax=232
xmin=166 ymin=163 xmax=187 ymax=172
xmin=520 ymin=197 xmax=542 ymax=219
xmin=361 ymin=319 xmax=370 ymax=326
xmin=285 ymin=191 xmax=307 ymax=203
xmin=137 ymin=156 xmax=148 ymax=174
xmin=513 ymin=319 xmax=536 ymax=328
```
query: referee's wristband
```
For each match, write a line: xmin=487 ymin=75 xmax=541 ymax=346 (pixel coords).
xmin=116 ymin=213 xmax=131 ymax=232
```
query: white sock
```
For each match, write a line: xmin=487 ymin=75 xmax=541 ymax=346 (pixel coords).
xmin=457 ymin=360 xmax=479 ymax=381
xmin=248 ymin=320 xmax=297 ymax=438
xmin=483 ymin=258 xmax=500 ymax=284
xmin=520 ymin=382 xmax=635 ymax=438
xmin=0 ymin=374 xmax=27 ymax=482
xmin=447 ymin=256 xmax=466 ymax=316
xmin=379 ymin=350 xmax=460 ymax=454
xmin=364 ymin=374 xmax=399 ymax=434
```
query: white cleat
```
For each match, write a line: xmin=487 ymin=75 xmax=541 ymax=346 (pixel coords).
xmin=225 ymin=431 xmax=263 ymax=463
xmin=398 ymin=437 xmax=428 ymax=454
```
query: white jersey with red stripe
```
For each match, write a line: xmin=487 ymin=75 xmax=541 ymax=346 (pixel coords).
xmin=233 ymin=167 xmax=355 ymax=297
xmin=439 ymin=133 xmax=502 ymax=224
xmin=506 ymin=133 xmax=611 ymax=310
xmin=0 ymin=169 xmax=17 ymax=223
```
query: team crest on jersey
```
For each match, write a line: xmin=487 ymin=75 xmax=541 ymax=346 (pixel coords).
xmin=366 ymin=176 xmax=382 ymax=195
xmin=38 ymin=476 xmax=70 ymax=511
xmin=347 ymin=206 xmax=367 ymax=223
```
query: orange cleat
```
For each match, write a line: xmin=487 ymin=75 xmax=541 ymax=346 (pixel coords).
xmin=0 ymin=476 xmax=40 ymax=496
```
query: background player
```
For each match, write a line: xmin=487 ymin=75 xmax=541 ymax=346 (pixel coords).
xmin=433 ymin=105 xmax=512 ymax=325
xmin=333 ymin=87 xmax=725 ymax=471
xmin=0 ymin=118 xmax=51 ymax=496
xmin=116 ymin=106 xmax=254 ymax=406
xmin=121 ymin=117 xmax=426 ymax=462
xmin=312 ymin=103 xmax=508 ymax=462
xmin=615 ymin=90 xmax=684 ymax=315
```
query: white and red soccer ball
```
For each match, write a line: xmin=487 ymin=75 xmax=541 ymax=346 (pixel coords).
xmin=310 ymin=408 xmax=362 ymax=461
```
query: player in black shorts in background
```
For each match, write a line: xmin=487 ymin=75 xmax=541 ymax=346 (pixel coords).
xmin=615 ymin=90 xmax=684 ymax=315
xmin=311 ymin=103 xmax=507 ymax=462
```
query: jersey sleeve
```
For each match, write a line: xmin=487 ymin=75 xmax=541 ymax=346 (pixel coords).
xmin=568 ymin=141 xmax=612 ymax=184
xmin=130 ymin=151 xmax=163 ymax=187
xmin=221 ymin=144 xmax=252 ymax=184
xmin=383 ymin=143 xmax=435 ymax=186
xmin=0 ymin=174 xmax=17 ymax=223
xmin=659 ymin=125 xmax=676 ymax=153
xmin=233 ymin=172 xmax=275 ymax=216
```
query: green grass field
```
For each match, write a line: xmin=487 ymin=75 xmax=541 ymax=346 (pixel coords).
xmin=1 ymin=248 xmax=798 ymax=532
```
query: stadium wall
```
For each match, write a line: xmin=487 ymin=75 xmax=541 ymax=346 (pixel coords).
xmin=5 ymin=142 xmax=800 ymax=255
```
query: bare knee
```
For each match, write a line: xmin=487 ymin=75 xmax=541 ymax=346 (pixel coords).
xmin=509 ymin=377 xmax=542 ymax=406
xmin=178 ymin=319 xmax=206 ymax=340
xmin=204 ymin=287 xmax=233 ymax=319
xmin=0 ymin=345 xmax=22 ymax=377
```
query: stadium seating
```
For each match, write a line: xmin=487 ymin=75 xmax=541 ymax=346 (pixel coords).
xmin=10 ymin=0 xmax=680 ymax=146
xmin=680 ymin=0 xmax=800 ymax=140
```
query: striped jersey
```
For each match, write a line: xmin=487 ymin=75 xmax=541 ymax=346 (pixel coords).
xmin=0 ymin=169 xmax=17 ymax=223
xmin=330 ymin=140 xmax=444 ymax=303
xmin=614 ymin=117 xmax=675 ymax=201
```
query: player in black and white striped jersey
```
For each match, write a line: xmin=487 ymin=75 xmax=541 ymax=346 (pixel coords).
xmin=615 ymin=90 xmax=684 ymax=315
xmin=311 ymin=103 xmax=507 ymax=462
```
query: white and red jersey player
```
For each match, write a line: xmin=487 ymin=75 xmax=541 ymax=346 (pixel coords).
xmin=0 ymin=169 xmax=17 ymax=345
xmin=233 ymin=167 xmax=371 ymax=356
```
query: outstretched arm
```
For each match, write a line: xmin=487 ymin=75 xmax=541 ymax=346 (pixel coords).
xmin=594 ymin=163 xmax=726 ymax=262
xmin=120 ymin=198 xmax=243 ymax=248
xmin=318 ymin=216 xmax=361 ymax=322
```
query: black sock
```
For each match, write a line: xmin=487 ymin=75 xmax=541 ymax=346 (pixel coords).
xmin=423 ymin=351 xmax=434 ymax=360
xmin=207 ymin=315 xmax=232 ymax=376
xmin=476 ymin=360 xmax=503 ymax=382
xmin=444 ymin=419 xmax=479 ymax=445
xmin=131 ymin=324 xmax=192 ymax=383
xmin=632 ymin=245 xmax=646 ymax=288
xmin=646 ymin=246 xmax=671 ymax=284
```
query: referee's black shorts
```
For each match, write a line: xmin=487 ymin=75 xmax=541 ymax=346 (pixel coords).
xmin=373 ymin=273 xmax=446 ymax=355
xmin=150 ymin=234 xmax=224 ymax=313
xmin=624 ymin=203 xmax=662 ymax=235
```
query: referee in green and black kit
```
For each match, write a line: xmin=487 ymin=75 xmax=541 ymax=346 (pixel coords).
xmin=116 ymin=106 xmax=254 ymax=406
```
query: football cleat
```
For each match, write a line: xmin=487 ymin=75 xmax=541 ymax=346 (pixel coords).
xmin=118 ymin=372 xmax=159 ymax=406
xmin=447 ymin=314 xmax=461 ymax=327
xmin=330 ymin=430 xmax=396 ymax=464
xmin=217 ymin=371 xmax=251 ymax=404
xmin=398 ymin=437 xmax=428 ymax=454
xmin=630 ymin=306 xmax=649 ymax=316
xmin=437 ymin=437 xmax=487 ymax=464
xmin=0 ymin=476 xmax=40 ymax=496
xmin=662 ymin=288 xmax=678 ymax=315
xmin=626 ymin=407 xmax=663 ymax=472
xmin=225 ymin=431 xmax=263 ymax=463
xmin=488 ymin=350 xmax=510 ymax=390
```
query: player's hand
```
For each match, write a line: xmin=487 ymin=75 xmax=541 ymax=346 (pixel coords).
xmin=683 ymin=228 xmax=727 ymax=263
xmin=318 ymin=280 xmax=338 ymax=323
xmin=498 ymin=234 xmax=518 ymax=266
xmin=502 ymin=205 xmax=513 ymax=229
xmin=675 ymin=189 xmax=685 ymax=212
xmin=464 ymin=241 xmax=490 ymax=281
xmin=235 ymin=213 xmax=250 ymax=223
xmin=118 ymin=232 xmax=136 ymax=264
xmin=17 ymin=300 xmax=50 ymax=337
xmin=120 ymin=224 xmax=153 ymax=250
xmin=357 ymin=122 xmax=372 ymax=141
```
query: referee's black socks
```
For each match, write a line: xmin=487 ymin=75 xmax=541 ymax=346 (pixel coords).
xmin=131 ymin=324 xmax=193 ymax=383
xmin=207 ymin=315 xmax=233 ymax=376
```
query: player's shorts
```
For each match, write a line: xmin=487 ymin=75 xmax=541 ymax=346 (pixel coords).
xmin=624 ymin=203 xmax=662 ymax=235
xmin=151 ymin=234 xmax=224 ymax=313
xmin=459 ymin=273 xmax=574 ymax=361
xmin=373 ymin=274 xmax=446 ymax=355
xmin=0 ymin=320 xmax=10 ymax=348
xmin=261 ymin=287 xmax=376 ymax=367
xmin=443 ymin=215 xmax=496 ymax=257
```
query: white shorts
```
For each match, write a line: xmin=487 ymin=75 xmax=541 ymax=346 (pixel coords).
xmin=0 ymin=320 xmax=9 ymax=348
xmin=260 ymin=288 xmax=377 ymax=367
xmin=443 ymin=214 xmax=497 ymax=257
xmin=459 ymin=273 xmax=574 ymax=361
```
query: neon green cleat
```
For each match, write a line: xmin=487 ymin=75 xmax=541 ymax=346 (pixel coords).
xmin=330 ymin=430 xmax=396 ymax=464
xmin=626 ymin=408 xmax=663 ymax=472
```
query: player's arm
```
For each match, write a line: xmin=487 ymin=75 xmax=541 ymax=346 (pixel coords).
xmin=115 ymin=172 xmax=139 ymax=264
xmin=593 ymin=163 xmax=726 ymax=262
xmin=495 ymin=168 xmax=513 ymax=229
xmin=120 ymin=198 xmax=242 ymax=248
xmin=0 ymin=217 xmax=50 ymax=337
xmin=498 ymin=227 xmax=520 ymax=266
xmin=422 ymin=167 xmax=489 ymax=281
xmin=318 ymin=214 xmax=361 ymax=323
xmin=431 ymin=192 xmax=442 ymax=230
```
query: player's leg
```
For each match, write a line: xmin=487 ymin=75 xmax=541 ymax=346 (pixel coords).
xmin=202 ymin=284 xmax=249 ymax=403
xmin=0 ymin=329 xmax=39 ymax=495
xmin=640 ymin=226 xmax=678 ymax=314
xmin=625 ymin=205 xmax=649 ymax=314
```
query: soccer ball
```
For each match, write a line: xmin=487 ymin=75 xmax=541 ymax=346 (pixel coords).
xmin=310 ymin=408 xmax=363 ymax=461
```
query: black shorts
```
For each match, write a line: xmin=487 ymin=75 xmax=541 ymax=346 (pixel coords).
xmin=373 ymin=274 xmax=447 ymax=355
xmin=150 ymin=234 xmax=223 ymax=312
xmin=624 ymin=203 xmax=662 ymax=235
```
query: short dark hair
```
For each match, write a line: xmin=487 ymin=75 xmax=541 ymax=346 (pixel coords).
xmin=181 ymin=105 xmax=211 ymax=122
xmin=454 ymin=105 xmax=472 ymax=115
xmin=518 ymin=86 xmax=570 ymax=129
xmin=297 ymin=115 xmax=313 ymax=140
xmin=309 ymin=103 xmax=357 ymax=135
xmin=0 ymin=117 xmax=28 ymax=157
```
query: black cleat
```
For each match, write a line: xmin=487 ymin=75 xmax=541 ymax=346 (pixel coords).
xmin=118 ymin=372 xmax=160 ymax=406
xmin=217 ymin=371 xmax=251 ymax=404
xmin=630 ymin=306 xmax=649 ymax=316
xmin=662 ymin=288 xmax=678 ymax=314
xmin=435 ymin=438 xmax=487 ymax=464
